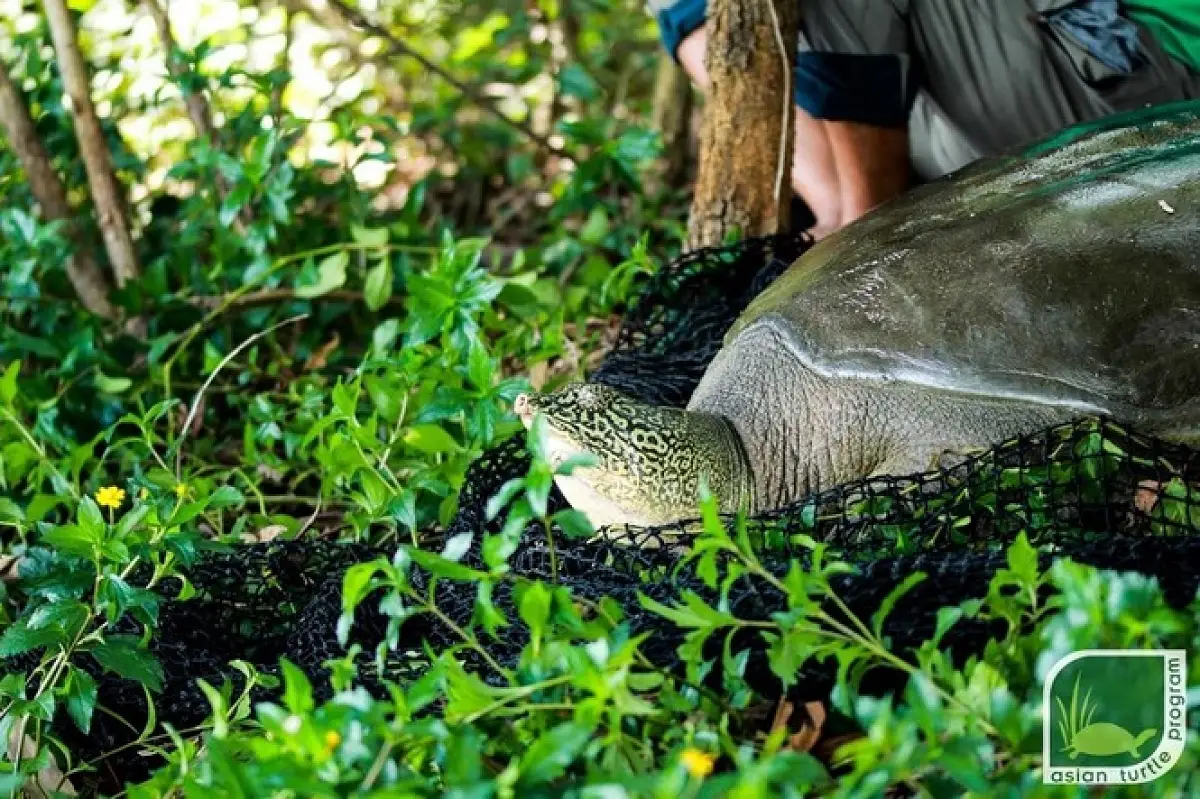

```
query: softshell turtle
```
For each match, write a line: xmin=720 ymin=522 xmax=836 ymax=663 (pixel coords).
xmin=514 ymin=102 xmax=1200 ymax=528
xmin=1065 ymin=723 xmax=1157 ymax=760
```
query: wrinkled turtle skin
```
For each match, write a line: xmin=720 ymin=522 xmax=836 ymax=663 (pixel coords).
xmin=519 ymin=101 xmax=1200 ymax=528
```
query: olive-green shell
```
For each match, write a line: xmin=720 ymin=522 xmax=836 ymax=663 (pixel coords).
xmin=1072 ymin=722 xmax=1147 ymax=756
xmin=730 ymin=101 xmax=1200 ymax=415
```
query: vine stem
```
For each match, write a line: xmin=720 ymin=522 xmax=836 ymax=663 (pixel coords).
xmin=173 ymin=314 xmax=309 ymax=478
xmin=422 ymin=596 xmax=512 ymax=681
xmin=461 ymin=675 xmax=574 ymax=724
xmin=0 ymin=407 xmax=78 ymax=499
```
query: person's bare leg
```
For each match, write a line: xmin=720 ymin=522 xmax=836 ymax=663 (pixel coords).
xmin=792 ymin=107 xmax=843 ymax=238
xmin=826 ymin=121 xmax=911 ymax=223
xmin=675 ymin=29 xmax=711 ymax=92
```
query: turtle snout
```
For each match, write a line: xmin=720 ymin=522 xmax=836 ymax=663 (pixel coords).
xmin=514 ymin=393 xmax=535 ymax=425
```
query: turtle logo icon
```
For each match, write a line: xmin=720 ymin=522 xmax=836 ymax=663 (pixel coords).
xmin=1044 ymin=650 xmax=1187 ymax=786
xmin=1056 ymin=673 xmax=1155 ymax=760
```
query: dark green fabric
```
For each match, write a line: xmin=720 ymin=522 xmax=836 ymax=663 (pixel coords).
xmin=1125 ymin=1 xmax=1200 ymax=73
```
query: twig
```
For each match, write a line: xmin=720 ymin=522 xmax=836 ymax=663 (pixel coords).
xmin=764 ymin=0 xmax=791 ymax=205
xmin=296 ymin=496 xmax=323 ymax=537
xmin=186 ymin=287 xmax=405 ymax=311
xmin=174 ymin=313 xmax=308 ymax=477
xmin=317 ymin=0 xmax=558 ymax=153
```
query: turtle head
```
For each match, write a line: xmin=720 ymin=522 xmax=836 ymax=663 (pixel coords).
xmin=513 ymin=383 xmax=753 ymax=528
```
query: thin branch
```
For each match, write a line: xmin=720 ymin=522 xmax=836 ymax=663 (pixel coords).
xmin=765 ymin=0 xmax=791 ymax=204
xmin=41 ymin=0 xmax=142 ymax=287
xmin=174 ymin=313 xmax=309 ymax=477
xmin=141 ymin=0 xmax=251 ymax=233
xmin=0 ymin=59 xmax=117 ymax=319
xmin=186 ymin=287 xmax=405 ymax=310
xmin=309 ymin=0 xmax=557 ymax=153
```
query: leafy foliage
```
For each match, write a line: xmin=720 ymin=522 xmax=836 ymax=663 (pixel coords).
xmin=1 ymin=1 xmax=1198 ymax=797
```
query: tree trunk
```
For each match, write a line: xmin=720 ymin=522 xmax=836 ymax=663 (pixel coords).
xmin=651 ymin=56 xmax=694 ymax=190
xmin=686 ymin=0 xmax=797 ymax=249
xmin=41 ymin=0 xmax=141 ymax=287
xmin=142 ymin=0 xmax=251 ymax=232
xmin=0 ymin=62 xmax=117 ymax=320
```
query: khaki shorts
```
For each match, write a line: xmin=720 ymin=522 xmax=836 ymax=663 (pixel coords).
xmin=800 ymin=0 xmax=1200 ymax=179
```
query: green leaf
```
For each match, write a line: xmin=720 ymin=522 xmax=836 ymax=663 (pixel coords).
xmin=579 ymin=206 xmax=608 ymax=245
xmin=95 ymin=372 xmax=133 ymax=394
xmin=279 ymin=658 xmax=314 ymax=714
xmin=406 ymin=547 xmax=488 ymax=582
xmin=295 ymin=251 xmax=349 ymax=298
xmin=932 ymin=606 xmax=964 ymax=647
xmin=373 ymin=319 xmax=402 ymax=353
xmin=63 ymin=666 xmax=98 ymax=733
xmin=552 ymin=509 xmax=594 ymax=539
xmin=342 ymin=559 xmax=387 ymax=612
xmin=39 ymin=524 xmax=99 ymax=559
xmin=78 ymin=497 xmax=106 ymax=538
xmin=0 ymin=361 xmax=20 ymax=405
xmin=98 ymin=575 xmax=161 ymax=626
xmin=516 ymin=581 xmax=552 ymax=642
xmin=364 ymin=260 xmax=393 ymax=311
xmin=351 ymin=225 xmax=389 ymax=248
xmin=26 ymin=494 xmax=66 ymax=524
xmin=404 ymin=424 xmax=461 ymax=454
xmin=0 ymin=497 xmax=23 ymax=521
xmin=89 ymin=636 xmax=164 ymax=692
xmin=485 ymin=477 xmax=525 ymax=521
xmin=638 ymin=590 xmax=737 ymax=630
xmin=115 ymin=504 xmax=150 ymax=538
xmin=1006 ymin=531 xmax=1040 ymax=586
xmin=871 ymin=572 xmax=927 ymax=639
xmin=196 ymin=678 xmax=229 ymax=738
xmin=27 ymin=598 xmax=88 ymax=636
xmin=440 ymin=532 xmax=473 ymax=563
xmin=0 ymin=617 xmax=61 ymax=657
xmin=207 ymin=486 xmax=245 ymax=510
xmin=518 ymin=721 xmax=593 ymax=786
xmin=558 ymin=62 xmax=599 ymax=101
xmin=466 ymin=338 xmax=493 ymax=390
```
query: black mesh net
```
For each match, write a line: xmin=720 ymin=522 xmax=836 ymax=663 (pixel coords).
xmin=10 ymin=234 xmax=1200 ymax=788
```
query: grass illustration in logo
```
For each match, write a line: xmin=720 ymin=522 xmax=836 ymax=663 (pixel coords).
xmin=1056 ymin=673 xmax=1156 ymax=760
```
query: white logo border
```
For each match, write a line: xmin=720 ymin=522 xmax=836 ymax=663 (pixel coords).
xmin=1042 ymin=649 xmax=1188 ymax=785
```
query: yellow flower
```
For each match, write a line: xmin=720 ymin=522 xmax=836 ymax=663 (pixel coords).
xmin=95 ymin=486 xmax=126 ymax=510
xmin=174 ymin=483 xmax=189 ymax=499
xmin=681 ymin=748 xmax=715 ymax=779
xmin=324 ymin=730 xmax=341 ymax=750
